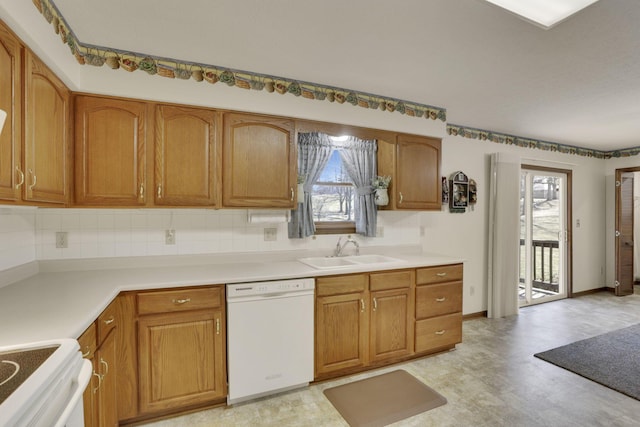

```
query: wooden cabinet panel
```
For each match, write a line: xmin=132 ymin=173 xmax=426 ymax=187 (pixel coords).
xmin=0 ymin=23 xmax=22 ymax=201
xmin=316 ymin=273 xmax=368 ymax=296
xmin=416 ymin=264 xmax=463 ymax=285
xmin=155 ymin=105 xmax=219 ymax=206
xmin=23 ymin=50 xmax=70 ymax=204
xmin=114 ymin=293 xmax=138 ymax=421
xmin=370 ymin=269 xmax=414 ymax=291
xmin=370 ymin=288 xmax=413 ymax=362
xmin=416 ymin=281 xmax=463 ymax=319
xmin=415 ymin=313 xmax=462 ymax=353
xmin=137 ymin=286 xmax=222 ymax=315
xmin=395 ymin=135 xmax=441 ymax=210
xmin=75 ymin=96 xmax=147 ymax=206
xmin=95 ymin=330 xmax=118 ymax=427
xmin=138 ymin=309 xmax=226 ymax=413
xmin=223 ymin=113 xmax=296 ymax=207
xmin=315 ymin=292 xmax=368 ymax=377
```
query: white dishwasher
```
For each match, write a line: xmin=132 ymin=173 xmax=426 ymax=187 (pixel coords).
xmin=226 ymin=278 xmax=315 ymax=405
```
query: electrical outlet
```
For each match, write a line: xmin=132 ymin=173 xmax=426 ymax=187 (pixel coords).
xmin=165 ymin=229 xmax=176 ymax=245
xmin=264 ymin=227 xmax=277 ymax=241
xmin=376 ymin=226 xmax=384 ymax=237
xmin=56 ymin=232 xmax=68 ymax=248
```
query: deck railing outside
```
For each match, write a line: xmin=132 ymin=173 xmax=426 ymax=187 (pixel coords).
xmin=519 ymin=239 xmax=559 ymax=293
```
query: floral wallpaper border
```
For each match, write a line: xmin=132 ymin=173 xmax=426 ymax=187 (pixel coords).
xmin=32 ymin=0 xmax=446 ymax=122
xmin=447 ymin=124 xmax=640 ymax=159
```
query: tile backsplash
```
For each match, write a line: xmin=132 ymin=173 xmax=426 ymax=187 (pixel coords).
xmin=28 ymin=208 xmax=422 ymax=261
xmin=0 ymin=208 xmax=37 ymax=271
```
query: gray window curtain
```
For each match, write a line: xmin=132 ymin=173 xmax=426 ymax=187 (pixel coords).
xmin=339 ymin=137 xmax=378 ymax=237
xmin=487 ymin=152 xmax=521 ymax=318
xmin=288 ymin=132 xmax=333 ymax=238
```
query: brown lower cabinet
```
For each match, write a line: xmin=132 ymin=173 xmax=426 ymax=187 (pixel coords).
xmin=78 ymin=299 xmax=119 ymax=427
xmin=75 ymin=266 xmax=461 ymax=424
xmin=315 ymin=264 xmax=462 ymax=380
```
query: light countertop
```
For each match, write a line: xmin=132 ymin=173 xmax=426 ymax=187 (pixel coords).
xmin=0 ymin=248 xmax=462 ymax=347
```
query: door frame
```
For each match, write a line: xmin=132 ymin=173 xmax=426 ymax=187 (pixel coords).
xmin=614 ymin=167 xmax=638 ymax=296
xmin=521 ymin=164 xmax=573 ymax=299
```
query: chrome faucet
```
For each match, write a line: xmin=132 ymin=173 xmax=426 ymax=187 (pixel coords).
xmin=333 ymin=236 xmax=360 ymax=257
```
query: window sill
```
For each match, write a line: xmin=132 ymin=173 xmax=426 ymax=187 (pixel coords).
xmin=314 ymin=221 xmax=356 ymax=235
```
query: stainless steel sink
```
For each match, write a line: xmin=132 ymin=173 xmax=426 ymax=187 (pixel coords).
xmin=298 ymin=254 xmax=403 ymax=269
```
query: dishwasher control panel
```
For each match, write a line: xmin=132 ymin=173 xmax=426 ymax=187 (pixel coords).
xmin=227 ymin=278 xmax=315 ymax=299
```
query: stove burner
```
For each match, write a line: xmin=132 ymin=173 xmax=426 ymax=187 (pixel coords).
xmin=0 ymin=346 xmax=58 ymax=404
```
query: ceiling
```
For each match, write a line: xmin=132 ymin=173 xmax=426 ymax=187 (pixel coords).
xmin=44 ymin=0 xmax=640 ymax=151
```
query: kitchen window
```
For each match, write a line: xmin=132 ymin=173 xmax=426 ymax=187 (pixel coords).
xmin=313 ymin=148 xmax=356 ymax=235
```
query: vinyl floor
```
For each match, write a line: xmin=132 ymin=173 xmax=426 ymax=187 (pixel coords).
xmin=139 ymin=290 xmax=640 ymax=427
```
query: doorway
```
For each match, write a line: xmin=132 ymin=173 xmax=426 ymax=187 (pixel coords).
xmin=614 ymin=168 xmax=638 ymax=296
xmin=519 ymin=166 xmax=572 ymax=307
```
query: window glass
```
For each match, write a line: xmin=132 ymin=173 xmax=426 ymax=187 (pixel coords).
xmin=312 ymin=150 xmax=355 ymax=223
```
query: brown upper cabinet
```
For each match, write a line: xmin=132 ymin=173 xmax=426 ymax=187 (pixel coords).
xmin=223 ymin=113 xmax=297 ymax=208
xmin=23 ymin=50 xmax=71 ymax=204
xmin=0 ymin=22 xmax=23 ymax=202
xmin=75 ymin=96 xmax=148 ymax=206
xmin=154 ymin=105 xmax=220 ymax=206
xmin=379 ymin=135 xmax=441 ymax=210
xmin=0 ymin=22 xmax=70 ymax=205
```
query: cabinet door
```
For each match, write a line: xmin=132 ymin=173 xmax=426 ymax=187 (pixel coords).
xmin=96 ymin=330 xmax=118 ymax=427
xmin=395 ymin=135 xmax=441 ymax=210
xmin=23 ymin=51 xmax=70 ymax=204
xmin=155 ymin=105 xmax=219 ymax=206
xmin=315 ymin=292 xmax=368 ymax=377
xmin=75 ymin=96 xmax=147 ymax=206
xmin=223 ymin=113 xmax=296 ymax=207
xmin=0 ymin=23 xmax=22 ymax=201
xmin=370 ymin=287 xmax=413 ymax=363
xmin=138 ymin=309 xmax=226 ymax=414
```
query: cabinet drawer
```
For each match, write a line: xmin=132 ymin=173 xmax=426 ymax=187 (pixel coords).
xmin=416 ymin=282 xmax=462 ymax=319
xmin=370 ymin=270 xmax=414 ymax=291
xmin=316 ymin=274 xmax=367 ymax=296
xmin=415 ymin=313 xmax=462 ymax=353
xmin=416 ymin=264 xmax=463 ymax=285
xmin=138 ymin=286 xmax=222 ymax=315
xmin=77 ymin=322 xmax=97 ymax=359
xmin=97 ymin=301 xmax=118 ymax=345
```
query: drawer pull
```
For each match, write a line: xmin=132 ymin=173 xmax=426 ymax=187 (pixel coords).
xmin=100 ymin=358 xmax=109 ymax=375
xmin=373 ymin=297 xmax=378 ymax=311
xmin=435 ymin=297 xmax=447 ymax=302
xmin=435 ymin=330 xmax=446 ymax=335
xmin=92 ymin=372 xmax=103 ymax=394
xmin=216 ymin=318 xmax=220 ymax=335
xmin=436 ymin=272 xmax=447 ymax=277
xmin=173 ymin=298 xmax=191 ymax=305
xmin=103 ymin=316 xmax=115 ymax=325
xmin=360 ymin=299 xmax=365 ymax=312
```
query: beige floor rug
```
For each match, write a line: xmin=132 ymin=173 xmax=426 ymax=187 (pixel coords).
xmin=323 ymin=370 xmax=447 ymax=427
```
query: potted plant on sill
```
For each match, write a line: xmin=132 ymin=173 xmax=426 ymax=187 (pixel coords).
xmin=372 ymin=175 xmax=391 ymax=206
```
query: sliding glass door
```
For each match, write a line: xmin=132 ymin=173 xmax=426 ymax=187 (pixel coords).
xmin=519 ymin=168 xmax=569 ymax=306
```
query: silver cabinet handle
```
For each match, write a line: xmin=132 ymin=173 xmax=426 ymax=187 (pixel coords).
xmin=173 ymin=298 xmax=191 ymax=305
xmin=435 ymin=330 xmax=446 ymax=335
xmin=216 ymin=318 xmax=220 ymax=335
xmin=15 ymin=166 xmax=25 ymax=189
xmin=373 ymin=297 xmax=378 ymax=311
xmin=28 ymin=169 xmax=37 ymax=190
xmin=360 ymin=299 xmax=365 ymax=312
xmin=436 ymin=272 xmax=447 ymax=277
xmin=435 ymin=297 xmax=446 ymax=302
xmin=103 ymin=316 xmax=115 ymax=325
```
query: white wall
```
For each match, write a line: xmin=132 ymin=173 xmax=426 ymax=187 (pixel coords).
xmin=426 ymin=135 xmax=607 ymax=315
